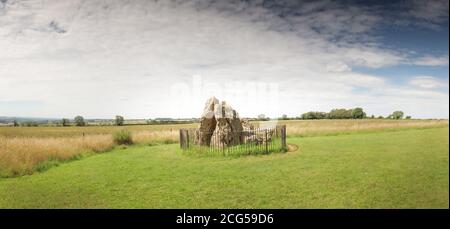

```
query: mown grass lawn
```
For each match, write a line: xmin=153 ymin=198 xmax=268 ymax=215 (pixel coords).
xmin=0 ymin=127 xmax=448 ymax=208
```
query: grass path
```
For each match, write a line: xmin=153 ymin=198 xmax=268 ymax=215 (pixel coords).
xmin=0 ymin=127 xmax=448 ymax=208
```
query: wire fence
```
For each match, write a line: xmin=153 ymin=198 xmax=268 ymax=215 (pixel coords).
xmin=180 ymin=125 xmax=286 ymax=156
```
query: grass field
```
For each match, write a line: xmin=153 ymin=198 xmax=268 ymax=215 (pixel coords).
xmin=0 ymin=127 xmax=448 ymax=208
xmin=0 ymin=119 xmax=448 ymax=177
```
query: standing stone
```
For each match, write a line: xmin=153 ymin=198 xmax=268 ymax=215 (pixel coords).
xmin=197 ymin=97 xmax=244 ymax=147
xmin=212 ymin=101 xmax=243 ymax=147
xmin=198 ymin=97 xmax=218 ymax=146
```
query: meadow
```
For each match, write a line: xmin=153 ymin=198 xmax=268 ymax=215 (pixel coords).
xmin=0 ymin=127 xmax=447 ymax=208
xmin=0 ymin=119 xmax=447 ymax=177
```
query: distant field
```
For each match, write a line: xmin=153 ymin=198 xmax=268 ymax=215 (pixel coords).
xmin=0 ymin=127 xmax=447 ymax=208
xmin=278 ymin=119 xmax=448 ymax=136
xmin=0 ymin=119 xmax=447 ymax=138
xmin=0 ymin=119 xmax=447 ymax=177
xmin=0 ymin=123 xmax=198 ymax=138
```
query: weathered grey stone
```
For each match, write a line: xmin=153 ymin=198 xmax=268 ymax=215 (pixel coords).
xmin=213 ymin=101 xmax=236 ymax=119
xmin=211 ymin=101 xmax=243 ymax=147
xmin=197 ymin=98 xmax=244 ymax=147
xmin=197 ymin=97 xmax=219 ymax=146
xmin=201 ymin=97 xmax=218 ymax=118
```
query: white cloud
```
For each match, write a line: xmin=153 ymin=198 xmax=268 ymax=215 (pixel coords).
xmin=326 ymin=62 xmax=351 ymax=72
xmin=412 ymin=55 xmax=449 ymax=66
xmin=409 ymin=76 xmax=448 ymax=89
xmin=0 ymin=0 xmax=448 ymax=119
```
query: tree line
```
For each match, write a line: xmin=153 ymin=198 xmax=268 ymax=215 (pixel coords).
xmin=10 ymin=109 xmax=412 ymax=127
xmin=11 ymin=115 xmax=200 ymax=127
xmin=297 ymin=108 xmax=409 ymax=120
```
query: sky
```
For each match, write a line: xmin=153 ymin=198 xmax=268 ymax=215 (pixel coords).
xmin=0 ymin=0 xmax=448 ymax=119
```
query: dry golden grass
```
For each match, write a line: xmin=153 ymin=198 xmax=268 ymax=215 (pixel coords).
xmin=0 ymin=129 xmax=181 ymax=177
xmin=0 ymin=119 xmax=447 ymax=177
xmin=276 ymin=119 xmax=449 ymax=137
xmin=0 ymin=135 xmax=114 ymax=177
xmin=0 ymin=123 xmax=197 ymax=138
xmin=132 ymin=130 xmax=178 ymax=145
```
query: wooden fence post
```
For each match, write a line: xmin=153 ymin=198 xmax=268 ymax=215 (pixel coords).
xmin=180 ymin=129 xmax=187 ymax=150
xmin=281 ymin=125 xmax=287 ymax=151
xmin=179 ymin=129 xmax=184 ymax=149
xmin=186 ymin=130 xmax=189 ymax=149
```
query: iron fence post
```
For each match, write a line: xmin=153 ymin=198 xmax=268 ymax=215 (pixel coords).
xmin=265 ymin=129 xmax=268 ymax=154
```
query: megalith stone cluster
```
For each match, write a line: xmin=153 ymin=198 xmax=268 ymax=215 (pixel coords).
xmin=197 ymin=97 xmax=244 ymax=147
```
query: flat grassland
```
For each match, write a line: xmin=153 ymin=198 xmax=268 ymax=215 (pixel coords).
xmin=0 ymin=126 xmax=447 ymax=208
xmin=0 ymin=119 xmax=448 ymax=177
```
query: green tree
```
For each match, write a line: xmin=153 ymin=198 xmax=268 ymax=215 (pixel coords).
xmin=329 ymin=109 xmax=352 ymax=119
xmin=391 ymin=111 xmax=404 ymax=120
xmin=257 ymin=114 xmax=268 ymax=121
xmin=405 ymin=116 xmax=411 ymax=119
xmin=13 ymin=120 xmax=19 ymax=127
xmin=115 ymin=115 xmax=125 ymax=126
xmin=301 ymin=111 xmax=327 ymax=119
xmin=351 ymin=107 xmax=365 ymax=119
xmin=61 ymin=118 xmax=70 ymax=126
xmin=74 ymin=116 xmax=86 ymax=126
